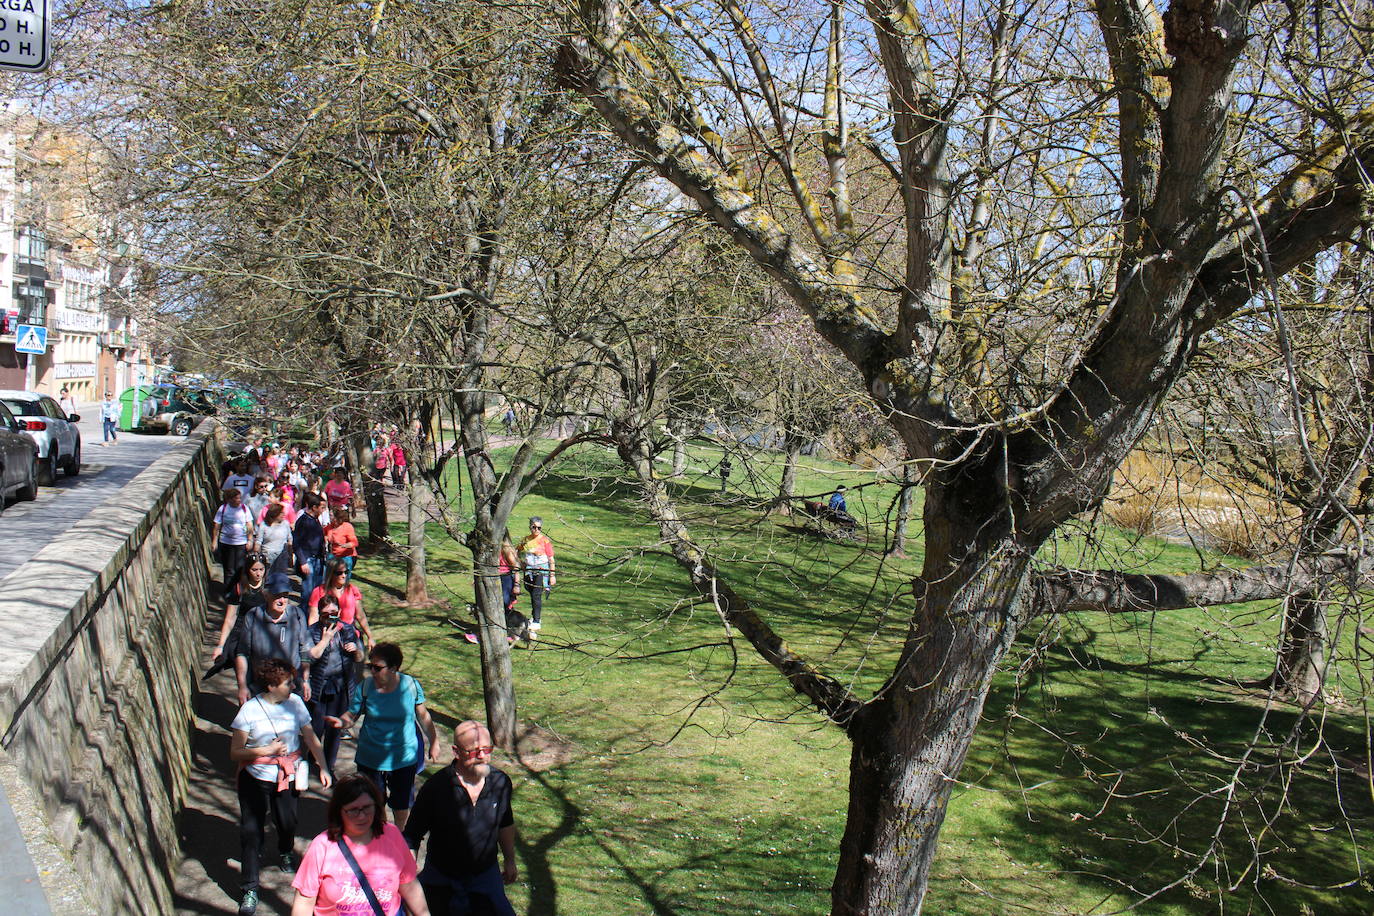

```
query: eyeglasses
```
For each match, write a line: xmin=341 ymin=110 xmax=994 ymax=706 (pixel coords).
xmin=367 ymin=663 xmax=389 ymax=672
xmin=342 ymin=803 xmax=375 ymax=818
xmin=456 ymin=745 xmax=494 ymax=760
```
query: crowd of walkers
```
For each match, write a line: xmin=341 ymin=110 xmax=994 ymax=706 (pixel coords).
xmin=209 ymin=436 xmax=527 ymax=916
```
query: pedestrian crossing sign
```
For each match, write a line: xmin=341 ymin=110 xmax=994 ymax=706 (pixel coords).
xmin=14 ymin=324 xmax=47 ymax=354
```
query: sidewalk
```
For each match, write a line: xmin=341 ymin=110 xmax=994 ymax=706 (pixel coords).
xmin=173 ymin=600 xmax=358 ymax=915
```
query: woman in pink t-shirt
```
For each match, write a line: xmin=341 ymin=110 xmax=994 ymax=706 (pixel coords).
xmin=388 ymin=442 xmax=407 ymax=488
xmin=291 ymin=775 xmax=429 ymax=916
xmin=309 ymin=560 xmax=373 ymax=645
xmin=261 ymin=486 xmax=299 ymax=526
xmin=324 ymin=467 xmax=354 ymax=512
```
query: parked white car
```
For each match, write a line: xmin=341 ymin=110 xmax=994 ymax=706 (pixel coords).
xmin=0 ymin=390 xmax=82 ymax=485
xmin=0 ymin=400 xmax=38 ymax=510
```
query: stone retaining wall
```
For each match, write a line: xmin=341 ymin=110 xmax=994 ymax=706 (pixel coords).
xmin=0 ymin=422 xmax=224 ymax=915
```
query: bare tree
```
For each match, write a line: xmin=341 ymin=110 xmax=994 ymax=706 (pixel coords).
xmin=559 ymin=0 xmax=1374 ymax=910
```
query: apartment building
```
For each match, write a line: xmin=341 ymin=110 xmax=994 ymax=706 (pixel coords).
xmin=0 ymin=113 xmax=158 ymax=403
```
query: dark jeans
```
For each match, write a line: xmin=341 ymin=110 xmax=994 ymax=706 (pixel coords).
xmin=299 ymin=555 xmax=325 ymax=603
xmin=309 ymin=686 xmax=349 ymax=773
xmin=500 ymin=572 xmax=516 ymax=611
xmin=420 ymin=864 xmax=516 ymax=916
xmin=102 ymin=417 xmax=117 ymax=442
xmin=219 ymin=543 xmax=248 ymax=598
xmin=237 ymin=770 xmax=297 ymax=891
xmin=523 ymin=569 xmax=549 ymax=623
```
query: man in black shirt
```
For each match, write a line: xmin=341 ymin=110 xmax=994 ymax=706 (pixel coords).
xmin=404 ymin=721 xmax=518 ymax=916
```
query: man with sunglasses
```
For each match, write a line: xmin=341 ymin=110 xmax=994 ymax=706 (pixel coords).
xmin=404 ymin=721 xmax=518 ymax=916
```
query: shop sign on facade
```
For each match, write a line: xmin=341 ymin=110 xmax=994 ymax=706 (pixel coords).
xmin=55 ymin=361 xmax=95 ymax=379
xmin=56 ymin=308 xmax=101 ymax=332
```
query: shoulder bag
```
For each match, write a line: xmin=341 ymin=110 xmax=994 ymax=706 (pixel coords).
xmin=335 ymin=838 xmax=388 ymax=916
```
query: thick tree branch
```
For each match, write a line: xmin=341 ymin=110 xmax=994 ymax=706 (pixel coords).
xmin=1034 ymin=549 xmax=1374 ymax=615
xmin=1093 ymin=0 xmax=1166 ymax=249
xmin=556 ymin=11 xmax=962 ymax=456
xmin=861 ymin=0 xmax=951 ymax=356
xmin=1192 ymin=121 xmax=1374 ymax=323
xmin=609 ymin=419 xmax=863 ymax=728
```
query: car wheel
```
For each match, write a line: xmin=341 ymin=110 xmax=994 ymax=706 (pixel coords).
xmin=18 ymin=458 xmax=38 ymax=501
xmin=65 ymin=440 xmax=81 ymax=476
xmin=173 ymin=417 xmax=193 ymax=436
xmin=38 ymin=452 xmax=57 ymax=486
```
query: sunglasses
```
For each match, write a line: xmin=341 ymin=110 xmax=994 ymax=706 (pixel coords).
xmin=456 ymin=745 xmax=494 ymax=760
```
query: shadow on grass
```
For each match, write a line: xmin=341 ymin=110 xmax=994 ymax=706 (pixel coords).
xmin=958 ymin=635 xmax=1374 ymax=914
xmin=516 ymin=767 xmax=585 ymax=916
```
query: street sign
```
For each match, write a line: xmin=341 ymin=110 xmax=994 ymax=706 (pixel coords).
xmin=0 ymin=0 xmax=48 ymax=73
xmin=14 ymin=324 xmax=46 ymax=354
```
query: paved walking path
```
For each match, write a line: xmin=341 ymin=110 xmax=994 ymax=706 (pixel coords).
xmin=0 ymin=410 xmax=181 ymax=582
xmin=173 ymin=589 xmax=361 ymax=915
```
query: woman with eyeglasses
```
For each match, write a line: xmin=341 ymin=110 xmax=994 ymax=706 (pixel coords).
xmin=306 ymin=593 xmax=364 ymax=773
xmin=290 ymin=774 xmax=430 ymax=916
xmin=244 ymin=476 xmax=273 ymax=521
xmin=308 ymin=558 xmax=373 ymax=645
xmin=325 ymin=642 xmax=440 ymax=830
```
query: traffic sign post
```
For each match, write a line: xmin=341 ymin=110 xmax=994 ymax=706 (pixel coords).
xmin=0 ymin=0 xmax=48 ymax=73
xmin=14 ymin=323 xmax=47 ymax=354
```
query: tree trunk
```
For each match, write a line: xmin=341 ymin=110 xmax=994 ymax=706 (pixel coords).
xmin=1264 ymin=592 xmax=1327 ymax=705
xmin=456 ymin=380 xmax=520 ymax=749
xmin=346 ymin=434 xmax=389 ymax=546
xmin=772 ymin=431 xmax=803 ymax=514
xmin=670 ymin=417 xmax=688 ymax=478
xmin=471 ymin=539 xmax=518 ymax=746
xmin=616 ymin=405 xmax=1034 ymax=914
xmin=405 ymin=463 xmax=431 ymax=604
xmin=1258 ymin=508 xmax=1344 ymax=704
xmin=831 ymin=532 xmax=1030 ymax=914
xmin=886 ymin=462 xmax=914 ymax=558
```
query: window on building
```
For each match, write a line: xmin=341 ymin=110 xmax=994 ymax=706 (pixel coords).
xmin=17 ymin=227 xmax=47 ymax=267
xmin=15 ymin=281 xmax=48 ymax=325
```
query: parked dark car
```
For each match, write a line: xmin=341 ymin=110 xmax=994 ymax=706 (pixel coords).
xmin=0 ymin=400 xmax=39 ymax=511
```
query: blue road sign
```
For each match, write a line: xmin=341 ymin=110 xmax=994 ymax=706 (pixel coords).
xmin=14 ymin=324 xmax=47 ymax=354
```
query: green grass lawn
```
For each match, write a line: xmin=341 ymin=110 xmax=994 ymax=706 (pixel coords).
xmin=354 ymin=441 xmax=1373 ymax=915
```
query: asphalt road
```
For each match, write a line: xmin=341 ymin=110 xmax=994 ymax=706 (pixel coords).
xmin=0 ymin=408 xmax=184 ymax=583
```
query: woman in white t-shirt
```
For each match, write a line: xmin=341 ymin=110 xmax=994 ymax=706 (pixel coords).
xmin=230 ymin=658 xmax=333 ymax=916
xmin=213 ymin=488 xmax=257 ymax=601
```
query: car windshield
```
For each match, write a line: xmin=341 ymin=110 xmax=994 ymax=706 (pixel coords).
xmin=1 ymin=397 xmax=38 ymax=417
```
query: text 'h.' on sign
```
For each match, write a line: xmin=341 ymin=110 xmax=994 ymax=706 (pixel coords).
xmin=0 ymin=0 xmax=48 ymax=73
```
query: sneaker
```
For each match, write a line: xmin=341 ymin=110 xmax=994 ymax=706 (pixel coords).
xmin=280 ymin=851 xmax=299 ymax=872
xmin=238 ymin=889 xmax=259 ymax=915
xmin=529 ymin=621 xmax=541 ymax=631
